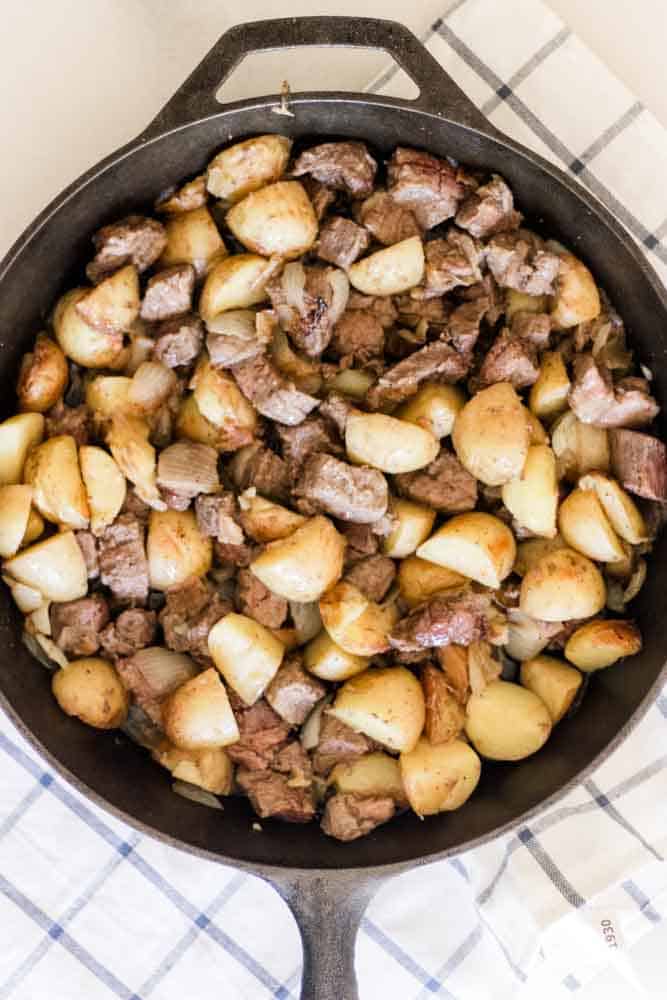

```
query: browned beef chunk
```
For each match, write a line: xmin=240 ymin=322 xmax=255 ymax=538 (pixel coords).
xmin=357 ymin=191 xmax=421 ymax=245
xmin=639 ymin=498 xmax=667 ymax=539
xmin=160 ymin=489 xmax=191 ymax=511
xmin=98 ymin=515 xmax=149 ymax=604
xmin=155 ymin=175 xmax=207 ymax=215
xmin=214 ymin=540 xmax=256 ymax=568
xmin=390 ymin=591 xmax=491 ymax=652
xmin=140 ymin=264 xmax=195 ymax=322
xmin=227 ymin=695 xmax=291 ymax=769
xmin=86 ymin=215 xmax=167 ymax=283
xmin=99 ymin=608 xmax=157 ymax=658
xmin=330 ymin=310 xmax=384 ymax=365
xmin=159 ymin=576 xmax=231 ymax=658
xmin=267 ymin=265 xmax=349 ymax=358
xmin=50 ymin=595 xmax=109 ymax=656
xmin=292 ymin=141 xmax=377 ymax=198
xmin=455 ymin=174 xmax=521 ymax=238
xmin=340 ymin=522 xmax=379 ymax=565
xmin=319 ymin=394 xmax=354 ymax=436
xmin=301 ymin=176 xmax=336 ymax=219
xmin=387 ymin=147 xmax=470 ymax=229
xmin=236 ymin=568 xmax=288 ymax=629
xmin=345 ymin=554 xmax=396 ymax=602
xmin=478 ymin=328 xmax=540 ymax=389
xmin=610 ymin=429 xmax=667 ymax=501
xmin=511 ymin=311 xmax=551 ymax=348
xmin=446 ymin=296 xmax=490 ymax=355
xmin=237 ymin=767 xmax=316 ymax=822
xmin=232 ymin=353 xmax=319 ymax=426
xmin=486 ymin=231 xmax=560 ymax=295
xmin=121 ymin=489 xmax=151 ymax=523
xmin=195 ymin=493 xmax=243 ymax=544
xmin=368 ymin=341 xmax=469 ymax=409
xmin=347 ymin=291 xmax=398 ymax=330
xmin=296 ymin=453 xmax=388 ymax=524
xmin=317 ymin=216 xmax=370 ymax=270
xmin=75 ymin=531 xmax=99 ymax=579
xmin=395 ymin=294 xmax=448 ymax=331
xmin=420 ymin=230 xmax=483 ymax=297
xmin=569 ymin=355 xmax=659 ymax=428
xmin=45 ymin=401 xmax=90 ymax=445
xmin=153 ymin=314 xmax=204 ymax=368
xmin=395 ymin=451 xmax=478 ymax=513
xmin=312 ymin=714 xmax=375 ymax=775
xmin=265 ymin=654 xmax=326 ymax=725
xmin=276 ymin=417 xmax=342 ymax=475
xmin=321 ymin=793 xmax=394 ymax=841
xmin=461 ymin=273 xmax=504 ymax=325
xmin=228 ymin=443 xmax=291 ymax=501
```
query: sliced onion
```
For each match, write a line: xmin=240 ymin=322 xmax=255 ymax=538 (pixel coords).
xmin=290 ymin=600 xmax=322 ymax=644
xmin=27 ymin=602 xmax=51 ymax=636
xmin=131 ymin=647 xmax=199 ymax=700
xmin=327 ymin=268 xmax=350 ymax=327
xmin=467 ymin=640 xmax=501 ymax=695
xmin=108 ymin=414 xmax=166 ymax=511
xmin=128 ymin=361 xmax=177 ymax=415
xmin=505 ymin=609 xmax=561 ymax=662
xmin=22 ymin=630 xmax=66 ymax=671
xmin=157 ymin=441 xmax=220 ymax=497
xmin=607 ymin=558 xmax=646 ymax=612
xmin=271 ymin=328 xmax=322 ymax=394
xmin=121 ymin=703 xmax=165 ymax=749
xmin=282 ymin=261 xmax=306 ymax=312
xmin=172 ymin=780 xmax=224 ymax=810
xmin=300 ymin=695 xmax=332 ymax=750
xmin=205 ymin=310 xmax=256 ymax=339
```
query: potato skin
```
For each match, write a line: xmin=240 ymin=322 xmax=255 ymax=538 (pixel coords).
xmin=199 ymin=254 xmax=273 ymax=319
xmin=400 ymin=738 xmax=481 ymax=816
xmin=147 ymin=510 xmax=212 ymax=590
xmin=520 ymin=547 xmax=606 ymax=621
xmin=0 ymin=413 xmax=45 ymax=485
xmin=17 ymin=335 xmax=68 ymax=413
xmin=520 ymin=655 xmax=582 ymax=723
xmin=206 ymin=135 xmax=292 ymax=202
xmin=0 ymin=485 xmax=33 ymax=558
xmin=465 ymin=680 xmax=552 ymax=761
xmin=250 ymin=516 xmax=345 ymax=602
xmin=529 ymin=351 xmax=570 ymax=421
xmin=329 ymin=752 xmax=407 ymax=804
xmin=330 ymin=666 xmax=426 ymax=753
xmin=24 ymin=434 xmax=90 ymax=530
xmin=160 ymin=206 xmax=226 ymax=277
xmin=417 ymin=512 xmax=516 ymax=589
xmin=54 ymin=288 xmax=124 ymax=368
xmin=152 ymin=741 xmax=233 ymax=795
xmin=226 ymin=181 xmax=318 ymax=259
xmin=502 ymin=444 xmax=558 ymax=539
xmin=396 ymin=383 xmax=465 ymax=439
xmin=319 ymin=581 xmax=398 ymax=657
xmin=564 ymin=619 xmax=642 ymax=671
xmin=397 ymin=556 xmax=467 ymax=608
xmin=303 ymin=630 xmax=369 ymax=682
xmin=348 ymin=237 xmax=425 ymax=296
xmin=52 ymin=657 xmax=128 ymax=729
xmin=452 ymin=382 xmax=530 ymax=486
xmin=383 ymin=498 xmax=436 ymax=559
xmin=551 ymin=253 xmax=601 ymax=329
xmin=558 ymin=487 xmax=625 ymax=562
xmin=162 ymin=668 xmax=240 ymax=749
xmin=345 ymin=412 xmax=439 ymax=474
xmin=208 ymin=613 xmax=284 ymax=706
xmin=4 ymin=530 xmax=87 ymax=602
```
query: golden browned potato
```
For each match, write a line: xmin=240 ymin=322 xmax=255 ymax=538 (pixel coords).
xmin=558 ymin=487 xmax=625 ymax=562
xmin=238 ymin=493 xmax=306 ymax=542
xmin=520 ymin=547 xmax=606 ymax=621
xmin=529 ymin=351 xmax=570 ymax=421
xmin=382 ymin=498 xmax=436 ymax=558
xmin=303 ymin=630 xmax=370 ymax=682
xmin=79 ymin=446 xmax=127 ymax=536
xmin=22 ymin=507 xmax=45 ymax=546
xmin=175 ymin=394 xmax=238 ymax=451
xmin=147 ymin=509 xmax=212 ymax=591
xmin=505 ymin=609 xmax=562 ymax=661
xmin=422 ymin=664 xmax=466 ymax=744
xmin=208 ymin=613 xmax=284 ymax=705
xmin=53 ymin=289 xmax=125 ymax=368
xmin=520 ymin=655 xmax=582 ymax=723
xmin=505 ymin=289 xmax=548 ymax=320
xmin=75 ymin=264 xmax=140 ymax=334
xmin=152 ymin=741 xmax=234 ymax=795
xmin=524 ymin=407 xmax=549 ymax=445
xmin=417 ymin=512 xmax=516 ymax=589
xmin=348 ymin=237 xmax=425 ymax=295
xmin=199 ymin=254 xmax=274 ymax=319
xmin=271 ymin=328 xmax=322 ymax=395
xmin=564 ymin=619 xmax=642 ymax=671
xmin=319 ymin=581 xmax=399 ymax=657
xmin=400 ymin=738 xmax=481 ymax=816
xmin=329 ymin=752 xmax=406 ymax=804
xmin=17 ymin=335 xmax=68 ymax=413
xmin=3 ymin=575 xmax=44 ymax=612
xmin=578 ymin=473 xmax=648 ymax=545
xmin=551 ymin=411 xmax=610 ymax=482
xmin=345 ymin=412 xmax=439 ymax=474
xmin=127 ymin=361 xmax=177 ymax=416
xmin=551 ymin=252 xmax=601 ymax=329
xmin=465 ymin=680 xmax=552 ymax=760
xmin=397 ymin=556 xmax=467 ymax=608
xmin=85 ymin=376 xmax=132 ymax=428
xmin=160 ymin=206 xmax=226 ymax=277
xmin=25 ymin=600 xmax=52 ymax=637
xmin=155 ymin=174 xmax=207 ymax=215
xmin=206 ymin=135 xmax=292 ymax=202
xmin=452 ymin=383 xmax=530 ymax=486
xmin=324 ymin=368 xmax=374 ymax=401
xmin=0 ymin=413 xmax=44 ymax=485
xmin=227 ymin=181 xmax=317 ymax=259
xmin=514 ymin=535 xmax=566 ymax=576
xmin=249 ymin=516 xmax=345 ymax=602
xmin=0 ymin=485 xmax=33 ymax=558
xmin=397 ymin=384 xmax=466 ymax=439
xmin=329 ymin=666 xmax=425 ymax=752
xmin=502 ymin=444 xmax=558 ymax=538
xmin=52 ymin=657 xmax=128 ymax=729
xmin=24 ymin=435 xmax=89 ymax=530
xmin=107 ymin=414 xmax=164 ymax=510
xmin=190 ymin=358 xmax=258 ymax=438
xmin=162 ymin=668 xmax=240 ymax=749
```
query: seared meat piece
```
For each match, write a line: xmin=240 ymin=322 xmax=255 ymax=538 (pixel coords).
xmin=50 ymin=595 xmax=110 ymax=656
xmin=237 ymin=767 xmax=316 ymax=823
xmin=345 ymin=554 xmax=396 ymax=602
xmin=86 ymin=215 xmax=167 ymax=283
xmin=276 ymin=417 xmax=341 ymax=475
xmin=510 ymin=311 xmax=551 ymax=348
xmin=387 ymin=146 xmax=470 ymax=229
xmin=317 ymin=216 xmax=370 ymax=270
xmin=214 ymin=540 xmax=256 ymax=568
xmin=420 ymin=230 xmax=483 ymax=297
xmin=610 ymin=429 xmax=667 ymax=501
xmin=228 ymin=443 xmax=291 ymax=501
xmin=301 ymin=176 xmax=336 ymax=219
xmin=395 ymin=294 xmax=448 ymax=331
xmin=357 ymin=190 xmax=421 ymax=246
xmin=161 ymin=489 xmax=191 ymax=511
xmin=232 ymin=353 xmax=319 ymax=426
xmin=462 ymin=273 xmax=504 ymax=325
xmin=75 ymin=531 xmax=99 ymax=579
xmin=347 ymin=291 xmax=398 ymax=329
xmin=155 ymin=175 xmax=207 ymax=215
xmin=99 ymin=608 xmax=157 ymax=658
xmin=227 ymin=696 xmax=291 ymax=770
xmin=331 ymin=310 xmax=384 ymax=365
xmin=395 ymin=450 xmax=477 ymax=513
xmin=319 ymin=393 xmax=353 ymax=436
xmin=321 ymin=793 xmax=394 ymax=841
xmin=267 ymin=265 xmax=349 ymax=358
xmin=486 ymin=230 xmax=560 ymax=295
xmin=195 ymin=493 xmax=244 ymax=544
xmin=296 ymin=453 xmax=388 ymax=524
xmin=292 ymin=141 xmax=377 ymax=198
xmin=340 ymin=522 xmax=379 ymax=565
xmin=368 ymin=341 xmax=469 ymax=409
xmin=159 ymin=576 xmax=231 ymax=659
xmin=98 ymin=515 xmax=149 ymax=604
xmin=422 ymin=663 xmax=465 ymax=744
xmin=45 ymin=400 xmax=90 ymax=445
xmin=313 ymin=714 xmax=375 ymax=775
xmin=140 ymin=264 xmax=195 ymax=322
xmin=478 ymin=328 xmax=540 ymax=389
xmin=265 ymin=653 xmax=326 ymax=725
xmin=389 ymin=591 xmax=491 ymax=652
xmin=153 ymin=314 xmax=204 ymax=368
xmin=236 ymin=568 xmax=288 ymax=629
xmin=121 ymin=489 xmax=151 ymax=523
xmin=446 ymin=296 xmax=490 ymax=355
xmin=455 ymin=174 xmax=521 ymax=238
xmin=569 ymin=355 xmax=659 ymax=428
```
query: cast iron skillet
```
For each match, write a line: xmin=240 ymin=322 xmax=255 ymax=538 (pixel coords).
xmin=1 ymin=17 xmax=666 ymax=999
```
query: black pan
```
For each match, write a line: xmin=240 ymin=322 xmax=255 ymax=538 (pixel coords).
xmin=1 ymin=17 xmax=666 ymax=1000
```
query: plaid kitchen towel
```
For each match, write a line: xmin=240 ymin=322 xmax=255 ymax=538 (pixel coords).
xmin=2 ymin=0 xmax=667 ymax=997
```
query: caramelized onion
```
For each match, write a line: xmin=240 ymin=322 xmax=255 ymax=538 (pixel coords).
xmin=157 ymin=441 xmax=220 ymax=497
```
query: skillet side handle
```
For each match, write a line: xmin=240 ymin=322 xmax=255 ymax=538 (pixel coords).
xmin=266 ymin=870 xmax=386 ymax=1000
xmin=141 ymin=16 xmax=492 ymax=137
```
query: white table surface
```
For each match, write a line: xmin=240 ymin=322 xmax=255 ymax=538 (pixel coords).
xmin=2 ymin=2 xmax=666 ymax=996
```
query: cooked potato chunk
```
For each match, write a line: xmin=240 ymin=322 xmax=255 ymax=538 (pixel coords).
xmin=417 ymin=512 xmax=516 ymax=589
xmin=238 ymin=493 xmax=306 ymax=542
xmin=465 ymin=680 xmax=552 ymax=760
xmin=551 ymin=410 xmax=610 ymax=482
xmin=227 ymin=181 xmax=317 ymax=259
xmin=24 ymin=435 xmax=89 ymax=530
xmin=319 ymin=581 xmax=399 ymax=657
xmin=505 ymin=609 xmax=562 ymax=661
xmin=329 ymin=667 xmax=425 ymax=753
xmin=520 ymin=547 xmax=606 ymax=621
xmin=564 ymin=619 xmax=642 ymax=671
xmin=147 ymin=510 xmax=212 ymax=590
xmin=345 ymin=412 xmax=439 ymax=473
xmin=502 ymin=445 xmax=558 ymax=538
xmin=191 ymin=357 xmax=258 ymax=437
xmin=520 ymin=655 xmax=582 ymax=723
xmin=452 ymin=383 xmax=530 ymax=486
xmin=514 ymin=535 xmax=566 ymax=576
xmin=558 ymin=487 xmax=625 ymax=562
xmin=22 ymin=507 xmax=45 ymax=546
xmin=551 ymin=252 xmax=601 ymax=329
xmin=108 ymin=414 xmax=164 ymax=510
xmin=52 ymin=657 xmax=128 ymax=729
xmin=325 ymin=368 xmax=374 ymax=401
xmin=329 ymin=752 xmax=406 ymax=804
xmin=207 ymin=135 xmax=292 ymax=202
xmin=0 ymin=413 xmax=44 ymax=485
xmin=153 ymin=741 xmax=234 ymax=795
xmin=398 ymin=555 xmax=467 ymax=608
xmin=75 ymin=264 xmax=140 ymax=334
xmin=162 ymin=668 xmax=240 ymax=749
xmin=529 ymin=351 xmax=570 ymax=421
xmin=250 ymin=516 xmax=345 ymax=602
xmin=383 ymin=498 xmax=436 ymax=558
xmin=17 ymin=335 xmax=68 ymax=413
xmin=505 ymin=289 xmax=547 ymax=320
xmin=79 ymin=446 xmax=127 ymax=536
xmin=400 ymin=738 xmax=481 ymax=816
xmin=0 ymin=485 xmax=33 ymax=557
xmin=4 ymin=576 xmax=44 ymax=612
xmin=208 ymin=613 xmax=284 ymax=706
xmin=54 ymin=289 xmax=124 ymax=368
xmin=85 ymin=376 xmax=132 ymax=427
xmin=524 ymin=408 xmax=549 ymax=445
xmin=199 ymin=254 xmax=274 ymax=319
xmin=303 ymin=630 xmax=370 ymax=682
xmin=397 ymin=384 xmax=466 ymax=439
xmin=348 ymin=237 xmax=425 ymax=295
xmin=578 ymin=473 xmax=648 ymax=545
xmin=160 ymin=206 xmax=226 ymax=277
xmin=175 ymin=394 xmax=239 ymax=451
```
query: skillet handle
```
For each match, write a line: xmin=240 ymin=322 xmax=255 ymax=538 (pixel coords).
xmin=143 ymin=16 xmax=491 ymax=136
xmin=265 ymin=869 xmax=386 ymax=1000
